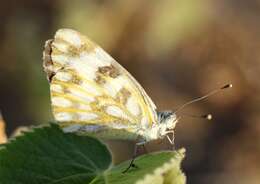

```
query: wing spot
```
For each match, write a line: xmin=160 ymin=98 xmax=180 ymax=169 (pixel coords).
xmin=55 ymin=72 xmax=73 ymax=82
xmin=101 ymin=75 xmax=126 ymax=98
xmin=81 ymin=81 xmax=102 ymax=96
xmin=103 ymin=82 xmax=118 ymax=98
xmin=56 ymin=29 xmax=96 ymax=52
xmin=74 ymin=104 xmax=91 ymax=110
xmin=71 ymin=76 xmax=83 ymax=85
xmin=105 ymin=105 xmax=130 ymax=120
xmin=67 ymin=88 xmax=95 ymax=102
xmin=52 ymin=97 xmax=72 ymax=107
xmin=51 ymin=55 xmax=69 ymax=65
xmin=55 ymin=112 xmax=73 ymax=121
xmin=98 ymin=65 xmax=120 ymax=78
xmin=126 ymin=96 xmax=140 ymax=116
xmin=77 ymin=112 xmax=98 ymax=121
xmin=52 ymin=41 xmax=70 ymax=53
xmin=95 ymin=75 xmax=106 ymax=85
xmin=59 ymin=30 xmax=82 ymax=47
xmin=50 ymin=84 xmax=64 ymax=93
xmin=116 ymin=88 xmax=131 ymax=104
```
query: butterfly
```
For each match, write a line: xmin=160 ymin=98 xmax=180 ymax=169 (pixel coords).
xmin=43 ymin=29 xmax=178 ymax=172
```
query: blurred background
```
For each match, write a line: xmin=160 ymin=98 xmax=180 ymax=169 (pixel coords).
xmin=0 ymin=0 xmax=260 ymax=183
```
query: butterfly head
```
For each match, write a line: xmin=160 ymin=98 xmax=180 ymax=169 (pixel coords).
xmin=141 ymin=111 xmax=177 ymax=141
xmin=157 ymin=111 xmax=177 ymax=130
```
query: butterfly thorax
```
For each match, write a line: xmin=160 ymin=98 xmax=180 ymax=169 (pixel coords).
xmin=137 ymin=111 xmax=177 ymax=142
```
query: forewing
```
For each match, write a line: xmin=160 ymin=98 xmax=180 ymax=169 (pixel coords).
xmin=43 ymin=29 xmax=157 ymax=133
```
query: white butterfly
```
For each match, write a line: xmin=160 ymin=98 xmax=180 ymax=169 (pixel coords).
xmin=43 ymin=29 xmax=177 ymax=146
xmin=43 ymin=29 xmax=177 ymax=172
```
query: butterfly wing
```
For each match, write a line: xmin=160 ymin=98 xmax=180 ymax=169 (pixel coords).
xmin=43 ymin=29 xmax=157 ymax=138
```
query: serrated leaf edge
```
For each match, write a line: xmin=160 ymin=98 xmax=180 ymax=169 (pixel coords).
xmin=135 ymin=149 xmax=186 ymax=184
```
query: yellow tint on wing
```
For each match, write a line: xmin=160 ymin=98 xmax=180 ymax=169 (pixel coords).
xmin=43 ymin=29 xmax=157 ymax=133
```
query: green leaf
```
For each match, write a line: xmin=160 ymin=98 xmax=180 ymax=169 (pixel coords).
xmin=0 ymin=123 xmax=112 ymax=184
xmin=96 ymin=149 xmax=186 ymax=184
xmin=0 ymin=123 xmax=186 ymax=184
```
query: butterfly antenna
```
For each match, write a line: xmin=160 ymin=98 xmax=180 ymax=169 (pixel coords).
xmin=174 ymin=84 xmax=232 ymax=114
xmin=178 ymin=112 xmax=213 ymax=120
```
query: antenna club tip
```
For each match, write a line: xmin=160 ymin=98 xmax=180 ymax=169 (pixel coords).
xmin=205 ymin=114 xmax=212 ymax=120
xmin=221 ymin=84 xmax=233 ymax=89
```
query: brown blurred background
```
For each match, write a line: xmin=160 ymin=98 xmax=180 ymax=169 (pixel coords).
xmin=0 ymin=0 xmax=260 ymax=183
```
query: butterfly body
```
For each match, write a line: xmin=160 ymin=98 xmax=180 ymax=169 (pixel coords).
xmin=43 ymin=29 xmax=177 ymax=143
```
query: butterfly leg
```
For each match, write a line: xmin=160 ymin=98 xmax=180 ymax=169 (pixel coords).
xmin=122 ymin=141 xmax=146 ymax=173
xmin=142 ymin=144 xmax=148 ymax=154
xmin=166 ymin=130 xmax=175 ymax=150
